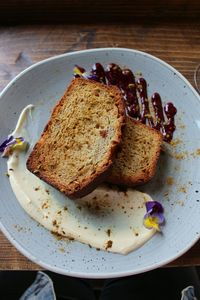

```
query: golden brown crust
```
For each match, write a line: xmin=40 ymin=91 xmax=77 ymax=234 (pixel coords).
xmin=27 ymin=78 xmax=125 ymax=199
xmin=107 ymin=117 xmax=162 ymax=187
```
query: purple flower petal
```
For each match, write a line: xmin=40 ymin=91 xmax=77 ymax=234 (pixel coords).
xmin=0 ymin=136 xmax=27 ymax=157
xmin=145 ymin=201 xmax=164 ymax=214
xmin=144 ymin=201 xmax=165 ymax=231
xmin=151 ymin=212 xmax=165 ymax=224
xmin=87 ymin=74 xmax=99 ymax=81
xmin=7 ymin=137 xmax=25 ymax=147
xmin=0 ymin=136 xmax=14 ymax=152
xmin=82 ymin=72 xmax=99 ymax=81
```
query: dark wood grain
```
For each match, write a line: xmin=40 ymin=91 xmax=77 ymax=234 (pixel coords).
xmin=0 ymin=0 xmax=200 ymax=24
xmin=0 ymin=21 xmax=200 ymax=269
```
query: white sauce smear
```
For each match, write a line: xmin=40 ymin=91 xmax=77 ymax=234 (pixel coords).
xmin=7 ymin=105 xmax=155 ymax=254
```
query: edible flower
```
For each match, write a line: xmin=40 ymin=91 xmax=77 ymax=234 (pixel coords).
xmin=73 ymin=65 xmax=98 ymax=81
xmin=0 ymin=135 xmax=27 ymax=157
xmin=143 ymin=201 xmax=165 ymax=231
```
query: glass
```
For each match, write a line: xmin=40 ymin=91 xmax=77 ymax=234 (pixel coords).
xmin=194 ymin=64 xmax=200 ymax=94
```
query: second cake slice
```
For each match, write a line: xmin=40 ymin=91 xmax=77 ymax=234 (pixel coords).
xmin=107 ymin=117 xmax=162 ymax=186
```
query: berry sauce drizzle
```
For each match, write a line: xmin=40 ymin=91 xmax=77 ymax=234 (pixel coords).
xmin=137 ymin=78 xmax=154 ymax=127
xmin=74 ymin=63 xmax=177 ymax=143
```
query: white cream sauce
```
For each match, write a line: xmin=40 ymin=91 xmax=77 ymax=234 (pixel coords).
xmin=7 ymin=105 xmax=155 ymax=254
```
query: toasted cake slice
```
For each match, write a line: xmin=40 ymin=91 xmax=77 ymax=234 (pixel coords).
xmin=107 ymin=117 xmax=162 ymax=186
xmin=27 ymin=78 xmax=125 ymax=198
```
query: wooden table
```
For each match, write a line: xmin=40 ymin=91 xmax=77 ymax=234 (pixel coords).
xmin=0 ymin=21 xmax=200 ymax=270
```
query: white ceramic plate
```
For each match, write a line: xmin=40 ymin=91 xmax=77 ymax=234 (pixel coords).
xmin=1 ymin=48 xmax=200 ymax=279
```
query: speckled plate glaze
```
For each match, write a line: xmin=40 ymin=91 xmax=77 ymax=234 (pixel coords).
xmin=1 ymin=48 xmax=200 ymax=278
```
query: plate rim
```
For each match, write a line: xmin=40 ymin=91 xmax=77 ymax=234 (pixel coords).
xmin=1 ymin=47 xmax=200 ymax=101
xmin=0 ymin=47 xmax=200 ymax=278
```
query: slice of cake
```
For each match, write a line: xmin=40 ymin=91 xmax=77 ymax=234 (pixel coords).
xmin=107 ymin=117 xmax=162 ymax=186
xmin=27 ymin=78 xmax=125 ymax=198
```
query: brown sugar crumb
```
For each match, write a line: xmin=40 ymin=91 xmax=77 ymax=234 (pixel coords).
xmin=100 ymin=129 xmax=108 ymax=138
xmin=5 ymin=173 xmax=9 ymax=177
xmin=42 ymin=202 xmax=49 ymax=209
xmin=179 ymin=124 xmax=186 ymax=129
xmin=106 ymin=229 xmax=111 ymax=237
xmin=34 ymin=186 xmax=40 ymax=191
xmin=179 ymin=186 xmax=187 ymax=194
xmin=63 ymin=206 xmax=68 ymax=211
xmin=166 ymin=177 xmax=175 ymax=186
xmin=192 ymin=149 xmax=200 ymax=158
xmin=105 ymin=240 xmax=113 ymax=250
xmin=52 ymin=220 xmax=57 ymax=226
xmin=173 ymin=151 xmax=188 ymax=160
xmin=163 ymin=192 xmax=169 ymax=197
xmin=135 ymin=232 xmax=139 ymax=236
xmin=57 ymin=210 xmax=62 ymax=215
xmin=170 ymin=139 xmax=182 ymax=147
xmin=51 ymin=231 xmax=63 ymax=240
xmin=59 ymin=247 xmax=65 ymax=253
xmin=45 ymin=189 xmax=50 ymax=194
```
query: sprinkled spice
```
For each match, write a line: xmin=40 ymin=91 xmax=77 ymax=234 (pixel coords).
xmin=52 ymin=220 xmax=57 ymax=226
xmin=106 ymin=229 xmax=111 ymax=237
xmin=179 ymin=186 xmax=187 ymax=194
xmin=166 ymin=177 xmax=175 ymax=186
xmin=59 ymin=247 xmax=65 ymax=253
xmin=42 ymin=202 xmax=49 ymax=209
xmin=105 ymin=240 xmax=113 ymax=250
